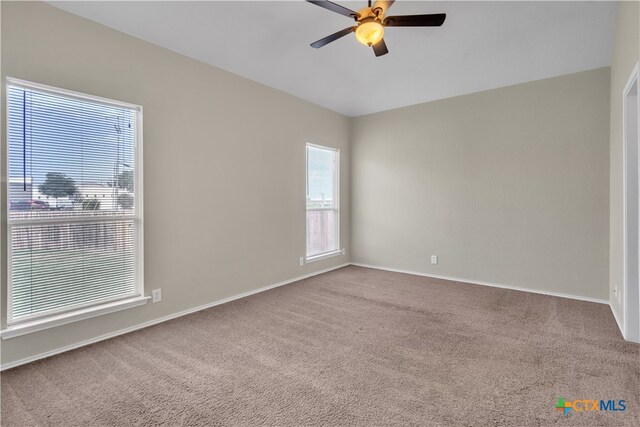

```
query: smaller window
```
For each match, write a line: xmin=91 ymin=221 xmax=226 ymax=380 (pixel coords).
xmin=306 ymin=144 xmax=339 ymax=259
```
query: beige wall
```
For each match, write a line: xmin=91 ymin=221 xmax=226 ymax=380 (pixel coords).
xmin=351 ymin=68 xmax=611 ymax=300
xmin=0 ymin=2 xmax=350 ymax=365
xmin=609 ymin=0 xmax=640 ymax=328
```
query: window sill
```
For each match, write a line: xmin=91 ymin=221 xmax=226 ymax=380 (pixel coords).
xmin=0 ymin=296 xmax=151 ymax=340
xmin=305 ymin=249 xmax=345 ymax=264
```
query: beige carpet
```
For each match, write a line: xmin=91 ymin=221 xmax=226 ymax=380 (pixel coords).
xmin=1 ymin=266 xmax=639 ymax=426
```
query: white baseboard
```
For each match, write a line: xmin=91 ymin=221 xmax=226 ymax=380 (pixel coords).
xmin=2 ymin=261 xmax=615 ymax=370
xmin=610 ymin=303 xmax=625 ymax=339
xmin=0 ymin=263 xmax=350 ymax=371
xmin=350 ymin=262 xmax=610 ymax=305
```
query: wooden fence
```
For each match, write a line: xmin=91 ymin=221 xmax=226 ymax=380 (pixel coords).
xmin=306 ymin=209 xmax=337 ymax=255
xmin=10 ymin=211 xmax=134 ymax=251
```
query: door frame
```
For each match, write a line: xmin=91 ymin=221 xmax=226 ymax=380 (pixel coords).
xmin=623 ymin=61 xmax=640 ymax=343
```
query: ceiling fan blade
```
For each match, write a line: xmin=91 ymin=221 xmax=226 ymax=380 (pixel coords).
xmin=383 ymin=13 xmax=446 ymax=27
xmin=372 ymin=38 xmax=389 ymax=57
xmin=310 ymin=26 xmax=356 ymax=48
xmin=306 ymin=1 xmax=358 ymax=19
xmin=372 ymin=0 xmax=396 ymax=15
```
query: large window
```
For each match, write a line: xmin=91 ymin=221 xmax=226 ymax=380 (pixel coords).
xmin=306 ymin=143 xmax=339 ymax=260
xmin=5 ymin=78 xmax=144 ymax=331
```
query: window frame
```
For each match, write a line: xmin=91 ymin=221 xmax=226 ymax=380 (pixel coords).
xmin=305 ymin=142 xmax=341 ymax=262
xmin=3 ymin=77 xmax=146 ymax=335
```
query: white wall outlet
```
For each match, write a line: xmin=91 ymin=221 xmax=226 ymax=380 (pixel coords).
xmin=299 ymin=257 xmax=304 ymax=266
xmin=341 ymin=248 xmax=346 ymax=255
xmin=431 ymin=255 xmax=438 ymax=265
xmin=152 ymin=289 xmax=162 ymax=303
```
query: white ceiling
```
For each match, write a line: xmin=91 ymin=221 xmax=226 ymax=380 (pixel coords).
xmin=49 ymin=1 xmax=617 ymax=117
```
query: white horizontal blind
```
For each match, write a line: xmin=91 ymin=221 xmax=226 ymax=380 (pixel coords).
xmin=306 ymin=144 xmax=339 ymax=257
xmin=7 ymin=80 xmax=143 ymax=324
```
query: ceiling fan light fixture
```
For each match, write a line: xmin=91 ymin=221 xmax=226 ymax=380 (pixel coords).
xmin=306 ymin=0 xmax=446 ymax=57
xmin=355 ymin=18 xmax=384 ymax=47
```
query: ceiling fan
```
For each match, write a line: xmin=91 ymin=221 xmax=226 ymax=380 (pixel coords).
xmin=306 ymin=0 xmax=446 ymax=57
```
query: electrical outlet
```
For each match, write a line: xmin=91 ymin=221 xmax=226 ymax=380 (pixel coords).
xmin=341 ymin=248 xmax=346 ymax=255
xmin=299 ymin=257 xmax=304 ymax=266
xmin=431 ymin=255 xmax=438 ymax=265
xmin=152 ymin=289 xmax=162 ymax=303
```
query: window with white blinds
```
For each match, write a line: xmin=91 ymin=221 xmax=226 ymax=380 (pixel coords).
xmin=306 ymin=144 xmax=339 ymax=259
xmin=6 ymin=78 xmax=143 ymax=325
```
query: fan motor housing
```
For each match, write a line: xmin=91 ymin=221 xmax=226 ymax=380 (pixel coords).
xmin=358 ymin=6 xmax=383 ymax=20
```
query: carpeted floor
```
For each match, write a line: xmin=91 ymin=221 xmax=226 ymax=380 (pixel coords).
xmin=1 ymin=265 xmax=639 ymax=426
